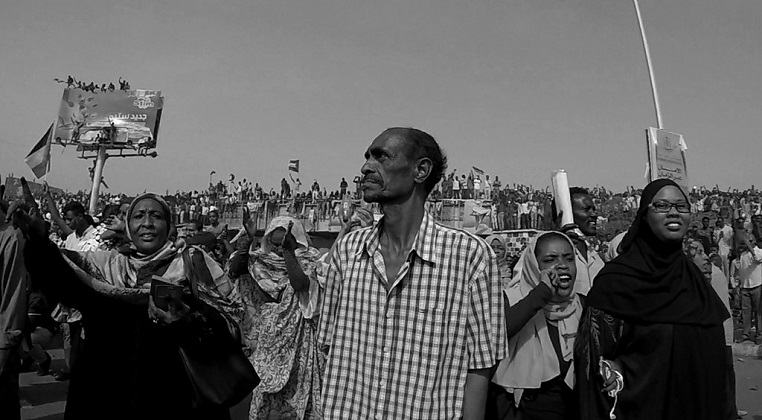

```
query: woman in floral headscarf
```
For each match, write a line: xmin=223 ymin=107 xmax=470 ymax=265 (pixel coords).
xmin=486 ymin=234 xmax=513 ymax=289
xmin=10 ymin=190 xmax=244 ymax=420
xmin=230 ymin=216 xmax=323 ymax=419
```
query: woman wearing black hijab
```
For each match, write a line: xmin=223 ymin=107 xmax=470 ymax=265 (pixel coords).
xmin=575 ymin=179 xmax=730 ymax=420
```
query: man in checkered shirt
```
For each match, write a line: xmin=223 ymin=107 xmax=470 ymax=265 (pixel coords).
xmin=318 ymin=127 xmax=507 ymax=419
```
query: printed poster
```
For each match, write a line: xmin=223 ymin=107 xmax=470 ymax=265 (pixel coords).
xmin=646 ymin=127 xmax=689 ymax=194
xmin=54 ymin=88 xmax=164 ymax=150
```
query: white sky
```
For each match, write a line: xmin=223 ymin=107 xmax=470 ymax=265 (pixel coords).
xmin=1 ymin=0 xmax=760 ymax=195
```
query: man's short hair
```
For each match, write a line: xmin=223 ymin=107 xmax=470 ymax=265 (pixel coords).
xmin=190 ymin=219 xmax=204 ymax=231
xmin=551 ymin=187 xmax=590 ymax=221
xmin=569 ymin=187 xmax=590 ymax=199
xmin=383 ymin=127 xmax=448 ymax=194
xmin=62 ymin=201 xmax=85 ymax=217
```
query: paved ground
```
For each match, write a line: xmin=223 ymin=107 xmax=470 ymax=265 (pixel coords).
xmin=18 ymin=348 xmax=251 ymax=420
xmin=18 ymin=333 xmax=762 ymax=419
xmin=736 ymin=355 xmax=762 ymax=419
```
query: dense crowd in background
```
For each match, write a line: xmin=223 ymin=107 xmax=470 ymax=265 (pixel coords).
xmin=26 ymin=172 xmax=762 ymax=239
xmin=2 ymin=123 xmax=759 ymax=420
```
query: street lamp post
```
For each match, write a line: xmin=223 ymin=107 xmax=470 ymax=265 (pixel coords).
xmin=633 ymin=0 xmax=663 ymax=129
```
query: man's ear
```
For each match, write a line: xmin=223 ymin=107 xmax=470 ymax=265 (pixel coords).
xmin=414 ymin=157 xmax=433 ymax=187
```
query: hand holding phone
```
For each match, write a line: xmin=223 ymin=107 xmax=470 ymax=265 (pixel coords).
xmin=150 ymin=275 xmax=184 ymax=311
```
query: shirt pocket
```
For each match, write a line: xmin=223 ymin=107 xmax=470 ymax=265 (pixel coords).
xmin=412 ymin=299 xmax=447 ymax=371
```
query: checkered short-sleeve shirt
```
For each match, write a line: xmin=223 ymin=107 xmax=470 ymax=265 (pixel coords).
xmin=318 ymin=212 xmax=506 ymax=419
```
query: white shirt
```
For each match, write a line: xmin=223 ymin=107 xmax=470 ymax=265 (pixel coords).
xmin=518 ymin=202 xmax=529 ymax=215
xmin=715 ymin=225 xmax=733 ymax=254
xmin=64 ymin=226 xmax=100 ymax=252
xmin=61 ymin=225 xmax=100 ymax=323
xmin=573 ymin=243 xmax=605 ymax=296
xmin=734 ymin=246 xmax=762 ymax=289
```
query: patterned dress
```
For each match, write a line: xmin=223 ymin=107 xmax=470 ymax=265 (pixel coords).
xmin=239 ymin=246 xmax=323 ymax=419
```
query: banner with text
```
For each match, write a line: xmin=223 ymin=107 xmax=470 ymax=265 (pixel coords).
xmin=54 ymin=88 xmax=164 ymax=150
xmin=646 ymin=127 xmax=689 ymax=194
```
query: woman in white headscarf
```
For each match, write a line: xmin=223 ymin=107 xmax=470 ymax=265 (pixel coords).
xmin=488 ymin=231 xmax=582 ymax=420
xmin=230 ymin=216 xmax=322 ymax=419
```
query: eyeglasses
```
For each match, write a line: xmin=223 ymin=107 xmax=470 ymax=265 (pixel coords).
xmin=649 ymin=201 xmax=691 ymax=214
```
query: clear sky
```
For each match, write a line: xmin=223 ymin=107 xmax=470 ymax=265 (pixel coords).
xmin=1 ymin=0 xmax=760 ymax=195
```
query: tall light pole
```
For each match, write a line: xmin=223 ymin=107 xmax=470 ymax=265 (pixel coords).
xmin=633 ymin=0 xmax=663 ymax=129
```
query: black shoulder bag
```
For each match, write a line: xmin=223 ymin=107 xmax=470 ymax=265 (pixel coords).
xmin=179 ymin=249 xmax=260 ymax=408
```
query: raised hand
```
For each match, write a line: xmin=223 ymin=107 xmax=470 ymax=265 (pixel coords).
xmin=553 ymin=209 xmax=580 ymax=241
xmin=6 ymin=177 xmax=46 ymax=239
xmin=242 ymin=207 xmax=257 ymax=239
xmin=281 ymin=221 xmax=298 ymax=252
xmin=538 ymin=267 xmax=559 ymax=294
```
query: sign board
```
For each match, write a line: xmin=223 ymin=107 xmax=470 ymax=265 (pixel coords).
xmin=646 ymin=127 xmax=689 ymax=194
xmin=3 ymin=176 xmax=63 ymax=199
xmin=54 ymin=88 xmax=164 ymax=150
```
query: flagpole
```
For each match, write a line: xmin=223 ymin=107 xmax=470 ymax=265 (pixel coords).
xmin=88 ymin=145 xmax=107 ymax=215
xmin=633 ymin=0 xmax=663 ymax=129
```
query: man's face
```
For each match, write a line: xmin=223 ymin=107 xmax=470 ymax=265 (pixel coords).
xmin=360 ymin=134 xmax=418 ymax=204
xmin=702 ymin=218 xmax=709 ymax=229
xmin=208 ymin=211 xmax=219 ymax=225
xmin=64 ymin=210 xmax=84 ymax=233
xmin=717 ymin=218 xmax=724 ymax=228
xmin=571 ymin=194 xmax=597 ymax=236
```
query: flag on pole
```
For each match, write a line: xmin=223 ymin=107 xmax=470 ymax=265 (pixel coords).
xmin=25 ymin=123 xmax=53 ymax=179
xmin=472 ymin=166 xmax=484 ymax=176
xmin=288 ymin=159 xmax=300 ymax=172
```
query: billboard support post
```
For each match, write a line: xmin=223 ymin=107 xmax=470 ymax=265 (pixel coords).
xmin=89 ymin=145 xmax=107 ymax=215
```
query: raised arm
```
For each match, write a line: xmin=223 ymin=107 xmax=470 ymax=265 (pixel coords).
xmin=281 ymin=222 xmax=310 ymax=291
xmin=44 ymin=187 xmax=73 ymax=237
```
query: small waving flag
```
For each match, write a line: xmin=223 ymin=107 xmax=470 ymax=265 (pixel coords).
xmin=25 ymin=124 xmax=53 ymax=179
xmin=471 ymin=166 xmax=484 ymax=176
xmin=288 ymin=159 xmax=300 ymax=172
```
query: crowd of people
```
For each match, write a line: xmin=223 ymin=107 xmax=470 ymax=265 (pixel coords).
xmin=0 ymin=127 xmax=757 ymax=419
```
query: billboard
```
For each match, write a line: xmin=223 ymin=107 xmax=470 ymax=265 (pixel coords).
xmin=54 ymin=88 xmax=164 ymax=150
xmin=646 ymin=127 xmax=689 ymax=194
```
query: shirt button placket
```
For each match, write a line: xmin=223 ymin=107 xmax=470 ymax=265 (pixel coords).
xmin=377 ymin=297 xmax=392 ymax=415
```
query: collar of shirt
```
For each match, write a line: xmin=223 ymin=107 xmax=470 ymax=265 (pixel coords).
xmin=356 ymin=211 xmax=437 ymax=265
xmin=77 ymin=225 xmax=95 ymax=239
